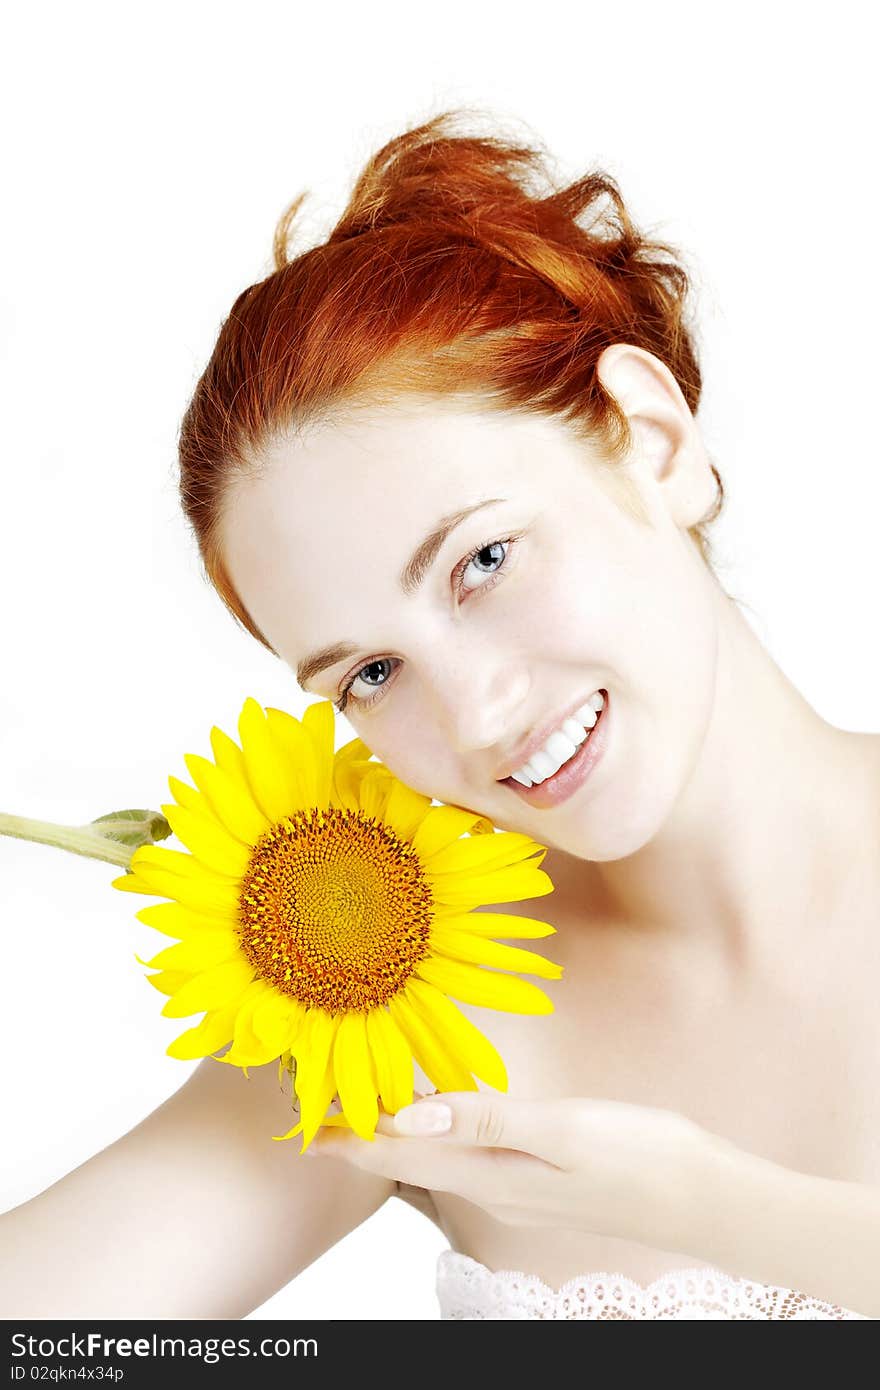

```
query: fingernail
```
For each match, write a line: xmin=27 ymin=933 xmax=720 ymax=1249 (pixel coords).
xmin=394 ymin=1101 xmax=452 ymax=1135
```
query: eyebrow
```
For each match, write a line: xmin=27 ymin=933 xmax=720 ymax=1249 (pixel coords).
xmin=296 ymin=497 xmax=508 ymax=690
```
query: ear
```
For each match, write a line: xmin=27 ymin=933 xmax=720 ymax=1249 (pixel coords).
xmin=596 ymin=343 xmax=717 ymax=529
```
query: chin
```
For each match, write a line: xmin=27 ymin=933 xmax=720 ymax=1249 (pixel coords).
xmin=565 ymin=819 xmax=660 ymax=862
xmin=516 ymin=747 xmax=689 ymax=863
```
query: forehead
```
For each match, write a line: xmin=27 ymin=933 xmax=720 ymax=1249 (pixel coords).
xmin=225 ymin=396 xmax=586 ymax=551
xmin=261 ymin=395 xmax=576 ymax=510
xmin=219 ymin=397 xmax=593 ymax=665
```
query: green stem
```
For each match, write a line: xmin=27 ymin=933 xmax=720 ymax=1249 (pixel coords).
xmin=0 ymin=813 xmax=133 ymax=868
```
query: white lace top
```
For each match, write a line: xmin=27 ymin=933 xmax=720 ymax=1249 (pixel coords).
xmin=436 ymin=1250 xmax=867 ymax=1319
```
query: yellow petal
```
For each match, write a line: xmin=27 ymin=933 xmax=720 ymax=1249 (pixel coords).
xmin=219 ymin=1043 xmax=277 ymax=1067
xmin=110 ymin=872 xmax=158 ymax=895
xmin=291 ymin=1008 xmax=336 ymax=1097
xmin=111 ymin=874 xmax=157 ymax=896
xmin=336 ymin=735 xmax=374 ymax=765
xmin=357 ymin=767 xmax=392 ymax=820
xmin=428 ymin=860 xmax=554 ymax=910
xmin=272 ymin=1106 xmax=354 ymax=1143
xmin=183 ymin=751 xmax=269 ymax=845
xmin=332 ymin=1012 xmax=379 ymax=1140
xmin=167 ymin=774 xmax=205 ymax=816
xmin=365 ymin=1007 xmax=414 ymax=1114
xmin=429 ymin=925 xmax=563 ymax=980
xmin=238 ymin=697 xmax=300 ymax=823
xmin=331 ymin=755 xmax=369 ymax=812
xmin=410 ymin=805 xmax=498 ymax=860
xmin=381 ymin=779 xmax=434 ymax=844
xmin=131 ymin=843 xmax=228 ymax=879
xmin=414 ymin=955 xmax=556 ymax=1015
xmin=273 ymin=1120 xmax=303 ymax=1142
xmin=134 ymin=903 xmax=187 ymax=938
xmin=403 ymin=976 xmax=508 ymax=1091
xmin=268 ymin=713 xmax=320 ymax=813
xmin=425 ymin=831 xmax=545 ymax=875
xmin=387 ymin=991 xmax=478 ymax=1094
xmin=166 ymin=1002 xmax=239 ymax=1060
xmin=320 ymin=1111 xmax=354 ymax=1128
xmin=292 ymin=1010 xmax=342 ymax=1152
xmin=209 ymin=724 xmax=248 ymax=779
xmin=139 ymin=929 xmax=241 ymax=971
xmin=252 ymin=990 xmax=306 ymax=1054
xmin=264 ymin=707 xmax=318 ymax=806
xmin=301 ymin=699 xmax=335 ymax=809
xmin=469 ymin=815 xmax=496 ymax=835
xmin=131 ymin=844 xmax=241 ymax=896
xmin=220 ymin=978 xmax=283 ymax=1066
xmin=135 ymin=901 xmax=238 ymax=939
xmin=301 ymin=697 xmax=334 ymax=755
xmin=159 ymin=802 xmax=253 ymax=879
xmin=143 ymin=968 xmax=190 ymax=996
xmin=130 ymin=862 xmax=243 ymax=919
xmin=160 ymin=957 xmax=257 ymax=1017
xmin=435 ymin=910 xmax=558 ymax=940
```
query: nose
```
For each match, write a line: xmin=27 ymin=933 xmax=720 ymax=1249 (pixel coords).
xmin=424 ymin=651 xmax=530 ymax=760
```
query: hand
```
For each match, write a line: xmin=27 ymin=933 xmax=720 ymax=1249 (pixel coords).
xmin=308 ymin=1091 xmax=713 ymax=1251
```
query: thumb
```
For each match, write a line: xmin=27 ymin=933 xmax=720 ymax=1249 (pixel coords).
xmin=393 ymin=1091 xmax=530 ymax=1150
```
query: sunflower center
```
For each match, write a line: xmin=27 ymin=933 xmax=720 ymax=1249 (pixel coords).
xmin=236 ymin=807 xmax=434 ymax=1013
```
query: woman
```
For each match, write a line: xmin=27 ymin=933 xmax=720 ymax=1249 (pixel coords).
xmin=178 ymin=106 xmax=880 ymax=1319
xmin=4 ymin=109 xmax=878 ymax=1320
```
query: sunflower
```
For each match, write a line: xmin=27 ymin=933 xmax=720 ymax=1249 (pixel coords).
xmin=111 ymin=697 xmax=561 ymax=1153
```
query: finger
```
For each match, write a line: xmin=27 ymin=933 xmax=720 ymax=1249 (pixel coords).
xmin=392 ymin=1092 xmax=569 ymax=1165
xmin=309 ymin=1127 xmax=551 ymax=1197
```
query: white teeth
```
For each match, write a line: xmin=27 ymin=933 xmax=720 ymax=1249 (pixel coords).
xmin=544 ymin=729 xmax=579 ymax=765
xmin=561 ymin=718 xmax=588 ymax=746
xmin=509 ymin=690 xmax=606 ymax=787
xmin=528 ymin=747 xmax=561 ymax=779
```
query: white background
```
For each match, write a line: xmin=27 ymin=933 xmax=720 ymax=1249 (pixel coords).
xmin=1 ymin=0 xmax=877 ymax=1322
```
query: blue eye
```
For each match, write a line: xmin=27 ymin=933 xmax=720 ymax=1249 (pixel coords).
xmin=334 ymin=658 xmax=396 ymax=713
xmin=334 ymin=534 xmax=519 ymax=714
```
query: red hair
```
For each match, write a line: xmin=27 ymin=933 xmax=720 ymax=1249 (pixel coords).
xmin=178 ymin=108 xmax=724 ymax=656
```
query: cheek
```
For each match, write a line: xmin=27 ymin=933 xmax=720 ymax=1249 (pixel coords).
xmin=492 ymin=542 xmax=604 ymax=661
xmin=524 ymin=540 xmax=629 ymax=671
xmin=525 ymin=527 xmax=721 ymax=853
xmin=351 ymin=721 xmax=447 ymax=799
xmin=563 ymin=520 xmax=718 ymax=718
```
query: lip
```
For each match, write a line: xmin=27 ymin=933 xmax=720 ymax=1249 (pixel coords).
xmin=498 ymin=688 xmax=610 ymax=808
xmin=494 ymin=687 xmax=606 ymax=782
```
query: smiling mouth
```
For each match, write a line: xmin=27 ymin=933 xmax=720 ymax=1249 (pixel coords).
xmin=498 ymin=691 xmax=608 ymax=790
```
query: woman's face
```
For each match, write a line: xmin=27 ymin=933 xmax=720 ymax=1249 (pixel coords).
xmin=220 ymin=392 xmax=720 ymax=863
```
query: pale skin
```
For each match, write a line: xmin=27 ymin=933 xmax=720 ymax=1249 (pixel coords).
xmin=3 ymin=345 xmax=877 ymax=1319
xmin=216 ymin=343 xmax=880 ymax=1315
